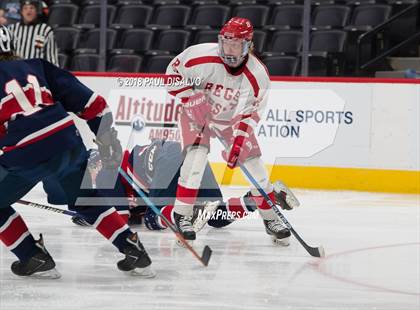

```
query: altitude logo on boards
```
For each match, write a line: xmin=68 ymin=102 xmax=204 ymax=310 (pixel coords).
xmin=110 ymin=90 xmax=183 ymax=142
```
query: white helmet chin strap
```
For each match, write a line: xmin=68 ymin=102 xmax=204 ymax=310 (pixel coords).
xmin=218 ymin=36 xmax=251 ymax=68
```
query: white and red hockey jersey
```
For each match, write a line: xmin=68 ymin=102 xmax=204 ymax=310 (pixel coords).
xmin=165 ymin=43 xmax=270 ymax=137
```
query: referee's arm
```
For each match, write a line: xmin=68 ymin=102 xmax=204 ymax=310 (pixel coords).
xmin=45 ymin=29 xmax=58 ymax=66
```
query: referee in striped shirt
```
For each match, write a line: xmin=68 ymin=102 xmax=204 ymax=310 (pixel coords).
xmin=8 ymin=0 xmax=58 ymax=65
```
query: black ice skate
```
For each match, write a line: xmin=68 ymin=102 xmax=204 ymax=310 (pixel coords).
xmin=192 ymin=200 xmax=220 ymax=233
xmin=263 ymin=219 xmax=291 ymax=246
xmin=117 ymin=232 xmax=155 ymax=278
xmin=174 ymin=212 xmax=196 ymax=243
xmin=11 ymin=234 xmax=61 ymax=279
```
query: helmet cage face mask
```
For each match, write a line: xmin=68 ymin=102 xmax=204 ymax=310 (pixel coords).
xmin=218 ymin=35 xmax=251 ymax=68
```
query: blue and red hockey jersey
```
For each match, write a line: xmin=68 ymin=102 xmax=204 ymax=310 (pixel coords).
xmin=0 ymin=59 xmax=111 ymax=167
xmin=120 ymin=140 xmax=182 ymax=197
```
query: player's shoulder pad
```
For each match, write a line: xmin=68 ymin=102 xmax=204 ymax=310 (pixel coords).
xmin=24 ymin=58 xmax=46 ymax=65
xmin=32 ymin=58 xmax=59 ymax=69
xmin=177 ymin=43 xmax=219 ymax=64
xmin=248 ymin=54 xmax=270 ymax=80
xmin=247 ymin=54 xmax=271 ymax=92
xmin=22 ymin=58 xmax=53 ymax=73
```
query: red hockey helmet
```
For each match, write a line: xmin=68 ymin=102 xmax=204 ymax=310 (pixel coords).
xmin=219 ymin=17 xmax=253 ymax=67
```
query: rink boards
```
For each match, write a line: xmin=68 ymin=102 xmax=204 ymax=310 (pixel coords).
xmin=74 ymin=73 xmax=420 ymax=194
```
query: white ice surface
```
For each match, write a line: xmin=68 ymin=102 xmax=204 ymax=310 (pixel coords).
xmin=1 ymin=185 xmax=419 ymax=310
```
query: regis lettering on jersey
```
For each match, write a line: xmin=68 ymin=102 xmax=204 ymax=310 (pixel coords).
xmin=204 ymin=83 xmax=241 ymax=102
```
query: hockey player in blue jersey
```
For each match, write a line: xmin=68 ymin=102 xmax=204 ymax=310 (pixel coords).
xmin=0 ymin=25 xmax=154 ymax=278
xmin=123 ymin=139 xmax=298 ymax=236
xmin=71 ymin=139 xmax=299 ymax=242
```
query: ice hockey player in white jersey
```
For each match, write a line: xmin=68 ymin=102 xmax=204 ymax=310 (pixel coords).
xmin=166 ymin=17 xmax=296 ymax=245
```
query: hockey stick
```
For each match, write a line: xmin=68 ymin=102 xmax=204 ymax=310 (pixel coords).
xmin=118 ymin=167 xmax=212 ymax=267
xmin=211 ymin=127 xmax=325 ymax=258
xmin=17 ymin=166 xmax=212 ymax=265
xmin=16 ymin=199 xmax=80 ymax=217
xmin=103 ymin=115 xmax=212 ymax=266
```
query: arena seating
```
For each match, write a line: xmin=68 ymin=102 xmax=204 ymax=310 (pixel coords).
xmin=47 ymin=0 xmax=419 ymax=75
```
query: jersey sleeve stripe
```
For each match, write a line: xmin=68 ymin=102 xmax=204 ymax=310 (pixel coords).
xmin=185 ymin=56 xmax=223 ymax=68
xmin=78 ymin=94 xmax=108 ymax=121
xmin=232 ymin=113 xmax=260 ymax=127
xmin=168 ymin=85 xmax=193 ymax=97
xmin=1 ymin=116 xmax=74 ymax=153
xmin=121 ymin=150 xmax=150 ymax=194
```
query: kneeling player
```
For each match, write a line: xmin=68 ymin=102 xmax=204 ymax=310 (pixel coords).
xmin=71 ymin=139 xmax=299 ymax=245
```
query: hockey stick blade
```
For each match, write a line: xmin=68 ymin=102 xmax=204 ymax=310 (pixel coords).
xmin=271 ymin=202 xmax=325 ymax=258
xmin=275 ymin=195 xmax=325 ymax=257
xmin=210 ymin=126 xmax=325 ymax=258
xmin=291 ymin=228 xmax=325 ymax=257
xmin=117 ymin=116 xmax=212 ymax=266
xmin=118 ymin=167 xmax=212 ymax=267
xmin=262 ymin=191 xmax=325 ymax=258
xmin=201 ymin=245 xmax=212 ymax=266
xmin=175 ymin=231 xmax=213 ymax=267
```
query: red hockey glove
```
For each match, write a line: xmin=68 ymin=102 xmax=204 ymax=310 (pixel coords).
xmin=222 ymin=135 xmax=245 ymax=169
xmin=182 ymin=92 xmax=211 ymax=127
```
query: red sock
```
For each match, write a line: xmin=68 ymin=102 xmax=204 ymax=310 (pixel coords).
xmin=226 ymin=197 xmax=249 ymax=219
xmin=252 ymin=191 xmax=275 ymax=210
xmin=157 ymin=205 xmax=175 ymax=228
xmin=0 ymin=210 xmax=37 ymax=261
xmin=93 ymin=208 xmax=130 ymax=243
xmin=0 ymin=212 xmax=31 ymax=249
xmin=175 ymin=184 xmax=199 ymax=205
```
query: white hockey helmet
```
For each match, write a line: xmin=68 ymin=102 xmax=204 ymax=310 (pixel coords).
xmin=0 ymin=25 xmax=13 ymax=54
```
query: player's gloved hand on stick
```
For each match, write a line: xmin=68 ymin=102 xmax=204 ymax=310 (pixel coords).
xmin=144 ymin=208 xmax=165 ymax=231
xmin=96 ymin=127 xmax=122 ymax=168
xmin=182 ymin=92 xmax=211 ymax=127
xmin=222 ymin=135 xmax=246 ymax=169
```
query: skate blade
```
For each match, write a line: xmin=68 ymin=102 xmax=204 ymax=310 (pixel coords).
xmin=176 ymin=238 xmax=194 ymax=248
xmin=29 ymin=268 xmax=62 ymax=279
xmin=193 ymin=201 xmax=220 ymax=233
xmin=128 ymin=266 xmax=156 ymax=278
xmin=271 ymin=236 xmax=290 ymax=247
